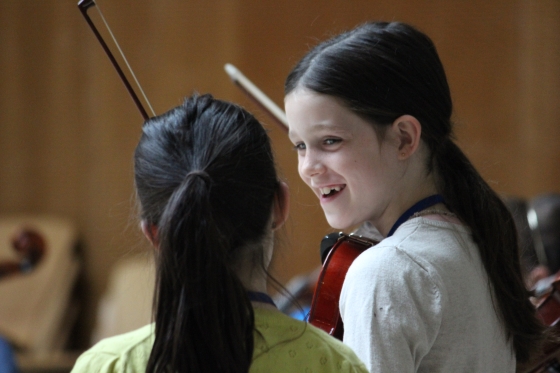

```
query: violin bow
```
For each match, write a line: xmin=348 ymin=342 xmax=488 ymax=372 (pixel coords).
xmin=79 ymin=0 xmax=285 ymax=129
xmin=224 ymin=64 xmax=288 ymax=132
xmin=78 ymin=0 xmax=155 ymax=121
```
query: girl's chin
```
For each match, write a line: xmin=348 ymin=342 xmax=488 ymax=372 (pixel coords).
xmin=324 ymin=215 xmax=355 ymax=231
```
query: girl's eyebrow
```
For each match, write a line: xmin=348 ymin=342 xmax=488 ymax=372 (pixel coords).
xmin=289 ymin=122 xmax=349 ymax=138
xmin=289 ymin=125 xmax=351 ymax=143
xmin=288 ymin=130 xmax=299 ymax=142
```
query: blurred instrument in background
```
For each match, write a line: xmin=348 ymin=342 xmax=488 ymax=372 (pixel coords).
xmin=0 ymin=228 xmax=46 ymax=280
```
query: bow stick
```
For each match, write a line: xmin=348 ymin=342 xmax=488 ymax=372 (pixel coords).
xmin=224 ymin=64 xmax=288 ymax=132
xmin=78 ymin=0 xmax=155 ymax=120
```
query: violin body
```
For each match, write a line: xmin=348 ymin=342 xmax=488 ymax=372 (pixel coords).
xmin=308 ymin=233 xmax=377 ymax=340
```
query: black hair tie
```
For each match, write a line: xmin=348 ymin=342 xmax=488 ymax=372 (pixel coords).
xmin=186 ymin=170 xmax=213 ymax=186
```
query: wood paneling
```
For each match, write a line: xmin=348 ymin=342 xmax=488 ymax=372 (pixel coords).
xmin=1 ymin=0 xmax=558 ymax=346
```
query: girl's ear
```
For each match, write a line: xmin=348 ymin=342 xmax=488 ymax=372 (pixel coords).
xmin=141 ymin=220 xmax=159 ymax=247
xmin=391 ymin=115 xmax=422 ymax=159
xmin=272 ymin=182 xmax=290 ymax=231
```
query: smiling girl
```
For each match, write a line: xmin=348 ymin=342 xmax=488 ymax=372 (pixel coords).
xmin=285 ymin=22 xmax=544 ymax=372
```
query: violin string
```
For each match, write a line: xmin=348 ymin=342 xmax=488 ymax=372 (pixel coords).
xmin=94 ymin=1 xmax=156 ymax=118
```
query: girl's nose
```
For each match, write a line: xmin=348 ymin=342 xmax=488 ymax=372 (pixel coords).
xmin=299 ymin=152 xmax=326 ymax=178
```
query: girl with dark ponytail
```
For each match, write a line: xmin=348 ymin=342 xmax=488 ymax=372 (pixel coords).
xmin=71 ymin=94 xmax=368 ymax=373
xmin=285 ymin=22 xmax=545 ymax=372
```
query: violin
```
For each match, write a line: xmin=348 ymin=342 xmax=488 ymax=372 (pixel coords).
xmin=307 ymin=233 xmax=377 ymax=339
xmin=0 ymin=228 xmax=46 ymax=280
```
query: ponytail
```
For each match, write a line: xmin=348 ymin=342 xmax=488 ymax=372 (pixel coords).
xmin=434 ymin=139 xmax=545 ymax=363
xmin=147 ymin=172 xmax=254 ymax=373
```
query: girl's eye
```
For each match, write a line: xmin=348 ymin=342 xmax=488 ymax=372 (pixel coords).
xmin=324 ymin=138 xmax=341 ymax=145
xmin=293 ymin=142 xmax=306 ymax=151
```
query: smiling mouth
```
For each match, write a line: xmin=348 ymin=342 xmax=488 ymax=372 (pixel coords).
xmin=319 ymin=185 xmax=345 ymax=198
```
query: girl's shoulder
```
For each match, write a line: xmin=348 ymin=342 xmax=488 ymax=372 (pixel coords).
xmin=71 ymin=324 xmax=154 ymax=373
xmin=356 ymin=218 xmax=473 ymax=269
xmin=342 ymin=217 xmax=477 ymax=310
xmin=252 ymin=308 xmax=368 ymax=373
xmin=71 ymin=312 xmax=368 ymax=373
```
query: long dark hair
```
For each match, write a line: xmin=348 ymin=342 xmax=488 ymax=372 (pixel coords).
xmin=134 ymin=94 xmax=280 ymax=373
xmin=285 ymin=21 xmax=544 ymax=363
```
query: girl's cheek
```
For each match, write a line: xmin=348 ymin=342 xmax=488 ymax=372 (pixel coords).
xmin=297 ymin=162 xmax=306 ymax=180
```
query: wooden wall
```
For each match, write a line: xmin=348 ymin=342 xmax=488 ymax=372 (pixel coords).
xmin=1 ymin=0 xmax=559 ymax=346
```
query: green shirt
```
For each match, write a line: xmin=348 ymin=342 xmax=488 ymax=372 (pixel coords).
xmin=72 ymin=308 xmax=367 ymax=373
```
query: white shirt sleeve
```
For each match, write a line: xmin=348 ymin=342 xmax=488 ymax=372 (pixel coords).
xmin=340 ymin=245 xmax=444 ymax=373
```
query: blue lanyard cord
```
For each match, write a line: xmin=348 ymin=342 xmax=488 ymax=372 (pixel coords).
xmin=247 ymin=291 xmax=277 ymax=308
xmin=386 ymin=194 xmax=445 ymax=237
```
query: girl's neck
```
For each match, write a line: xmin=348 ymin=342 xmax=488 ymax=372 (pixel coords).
xmin=236 ymin=267 xmax=268 ymax=294
xmin=377 ymin=169 xmax=440 ymax=236
xmin=232 ymin=236 xmax=274 ymax=295
xmin=238 ymin=267 xmax=276 ymax=311
xmin=251 ymin=300 xmax=278 ymax=311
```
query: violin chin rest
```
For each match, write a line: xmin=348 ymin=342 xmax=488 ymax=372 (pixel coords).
xmin=320 ymin=232 xmax=343 ymax=264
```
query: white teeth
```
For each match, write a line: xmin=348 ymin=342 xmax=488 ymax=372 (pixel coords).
xmin=320 ymin=186 xmax=342 ymax=195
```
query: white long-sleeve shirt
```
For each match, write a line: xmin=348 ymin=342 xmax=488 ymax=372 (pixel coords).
xmin=340 ymin=217 xmax=515 ymax=373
